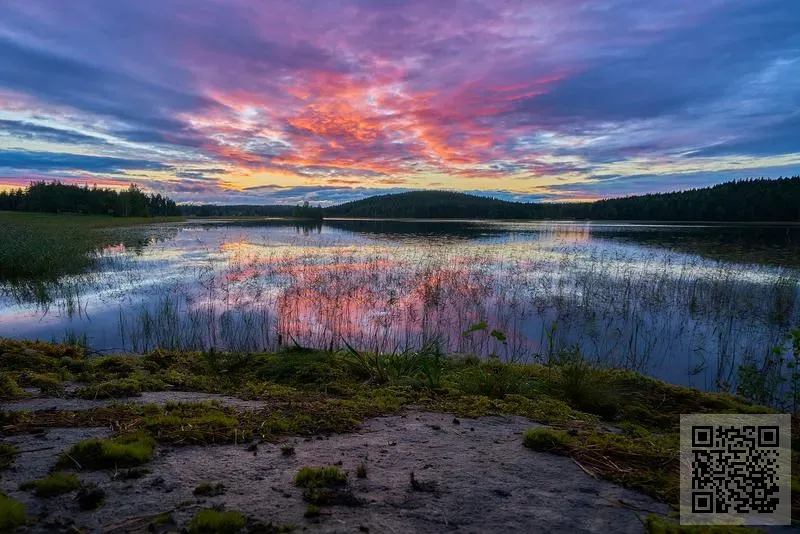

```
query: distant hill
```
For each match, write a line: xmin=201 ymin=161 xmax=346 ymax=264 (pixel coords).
xmin=325 ymin=177 xmax=800 ymax=222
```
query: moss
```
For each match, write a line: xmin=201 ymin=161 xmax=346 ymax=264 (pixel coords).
xmin=141 ymin=403 xmax=240 ymax=444
xmin=643 ymin=514 xmax=764 ymax=533
xmin=356 ymin=463 xmax=367 ymax=479
xmin=75 ymin=378 xmax=142 ymax=399
xmin=304 ymin=504 xmax=321 ymax=518
xmin=0 ymin=494 xmax=27 ymax=531
xmin=187 ymin=509 xmax=245 ymax=534
xmin=294 ymin=466 xmax=348 ymax=489
xmin=20 ymin=471 xmax=80 ymax=497
xmin=0 ymin=375 xmax=26 ymax=400
xmin=522 ymin=428 xmax=573 ymax=451
xmin=23 ymin=372 xmax=64 ymax=396
xmin=60 ymin=432 xmax=155 ymax=470
xmin=0 ymin=443 xmax=18 ymax=472
xmin=193 ymin=482 xmax=226 ymax=497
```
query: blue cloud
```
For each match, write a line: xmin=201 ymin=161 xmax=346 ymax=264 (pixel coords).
xmin=0 ymin=150 xmax=172 ymax=173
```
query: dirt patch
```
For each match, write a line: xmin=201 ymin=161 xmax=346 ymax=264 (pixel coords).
xmin=1 ymin=390 xmax=268 ymax=413
xmin=1 ymin=411 xmax=677 ymax=533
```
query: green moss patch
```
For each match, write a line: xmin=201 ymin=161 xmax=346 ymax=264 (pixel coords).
xmin=0 ymin=443 xmax=18 ymax=472
xmin=193 ymin=482 xmax=226 ymax=497
xmin=187 ymin=509 xmax=245 ymax=534
xmin=294 ymin=466 xmax=347 ymax=489
xmin=60 ymin=432 xmax=155 ymax=470
xmin=20 ymin=472 xmax=80 ymax=497
xmin=0 ymin=494 xmax=27 ymax=531
xmin=75 ymin=379 xmax=142 ymax=399
xmin=522 ymin=428 xmax=572 ymax=451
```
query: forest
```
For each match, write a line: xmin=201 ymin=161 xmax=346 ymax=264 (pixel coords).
xmin=180 ymin=201 xmax=324 ymax=220
xmin=326 ymin=177 xmax=800 ymax=221
xmin=0 ymin=181 xmax=180 ymax=217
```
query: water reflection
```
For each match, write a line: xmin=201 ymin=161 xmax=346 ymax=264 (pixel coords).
xmin=1 ymin=220 xmax=798 ymax=396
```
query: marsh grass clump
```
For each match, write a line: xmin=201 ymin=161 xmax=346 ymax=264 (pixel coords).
xmin=294 ymin=466 xmax=347 ymax=489
xmin=0 ymin=443 xmax=18 ymax=472
xmin=60 ymin=432 xmax=155 ymax=470
xmin=188 ymin=509 xmax=245 ymax=534
xmin=557 ymin=357 xmax=619 ymax=420
xmin=0 ymin=494 xmax=27 ymax=531
xmin=522 ymin=428 xmax=573 ymax=451
xmin=193 ymin=482 xmax=226 ymax=497
xmin=643 ymin=514 xmax=762 ymax=533
xmin=19 ymin=471 xmax=80 ymax=497
xmin=76 ymin=484 xmax=106 ymax=510
xmin=0 ymin=374 xmax=26 ymax=400
xmin=141 ymin=403 xmax=240 ymax=444
xmin=21 ymin=372 xmax=64 ymax=396
xmin=356 ymin=463 xmax=367 ymax=479
xmin=304 ymin=504 xmax=321 ymax=518
xmin=75 ymin=378 xmax=142 ymax=399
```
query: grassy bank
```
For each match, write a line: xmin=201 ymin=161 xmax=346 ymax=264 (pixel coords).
xmin=1 ymin=339 xmax=796 ymax=521
xmin=0 ymin=211 xmax=183 ymax=283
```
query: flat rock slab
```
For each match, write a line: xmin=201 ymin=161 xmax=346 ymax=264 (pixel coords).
xmin=0 ymin=390 xmax=268 ymax=412
xmin=0 ymin=411 xmax=678 ymax=533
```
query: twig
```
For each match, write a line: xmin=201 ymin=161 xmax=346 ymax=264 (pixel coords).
xmin=571 ymin=457 xmax=597 ymax=478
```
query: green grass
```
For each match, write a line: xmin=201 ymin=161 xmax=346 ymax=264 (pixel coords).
xmin=187 ymin=509 xmax=245 ymax=534
xmin=643 ymin=514 xmax=764 ymax=533
xmin=75 ymin=379 xmax=142 ymax=399
xmin=20 ymin=472 xmax=80 ymax=497
xmin=0 ymin=443 xmax=18 ymax=472
xmin=193 ymin=482 xmax=226 ymax=497
xmin=0 ymin=494 xmax=27 ymax=531
xmin=522 ymin=428 xmax=573 ymax=451
xmin=60 ymin=432 xmax=156 ymax=470
xmin=0 ymin=211 xmax=183 ymax=284
xmin=294 ymin=466 xmax=348 ymax=489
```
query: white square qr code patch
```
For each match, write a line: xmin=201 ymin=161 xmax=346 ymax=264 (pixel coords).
xmin=680 ymin=413 xmax=791 ymax=526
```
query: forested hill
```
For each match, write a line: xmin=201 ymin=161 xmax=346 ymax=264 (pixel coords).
xmin=325 ymin=177 xmax=800 ymax=222
xmin=0 ymin=181 xmax=180 ymax=217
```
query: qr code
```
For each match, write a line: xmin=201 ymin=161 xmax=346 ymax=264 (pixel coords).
xmin=680 ymin=414 xmax=790 ymax=526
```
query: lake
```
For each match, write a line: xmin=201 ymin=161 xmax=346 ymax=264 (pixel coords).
xmin=1 ymin=218 xmax=799 ymax=395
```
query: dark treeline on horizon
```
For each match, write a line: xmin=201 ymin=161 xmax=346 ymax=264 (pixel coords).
xmin=180 ymin=200 xmax=324 ymax=220
xmin=326 ymin=177 xmax=800 ymax=222
xmin=0 ymin=181 xmax=180 ymax=217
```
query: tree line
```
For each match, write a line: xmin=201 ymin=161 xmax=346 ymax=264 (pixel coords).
xmin=0 ymin=181 xmax=181 ymax=217
xmin=326 ymin=177 xmax=800 ymax=222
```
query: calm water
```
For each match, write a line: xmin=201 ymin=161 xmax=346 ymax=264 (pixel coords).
xmin=1 ymin=219 xmax=799 ymax=393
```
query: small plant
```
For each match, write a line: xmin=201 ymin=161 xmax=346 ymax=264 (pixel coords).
xmin=304 ymin=504 xmax=321 ymax=518
xmin=0 ymin=375 xmax=25 ymax=400
xmin=0 ymin=443 xmax=18 ymax=471
xmin=294 ymin=466 xmax=347 ymax=489
xmin=76 ymin=484 xmax=106 ymax=510
xmin=193 ymin=482 xmax=226 ymax=497
xmin=409 ymin=472 xmax=437 ymax=493
xmin=75 ymin=379 xmax=141 ymax=399
xmin=60 ymin=433 xmax=155 ymax=470
xmin=0 ymin=494 xmax=27 ymax=531
xmin=188 ymin=509 xmax=245 ymax=534
xmin=20 ymin=472 xmax=80 ymax=497
xmin=522 ymin=428 xmax=572 ymax=451
xmin=356 ymin=463 xmax=367 ymax=479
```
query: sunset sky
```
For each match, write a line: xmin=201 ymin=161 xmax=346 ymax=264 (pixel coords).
xmin=0 ymin=0 xmax=798 ymax=205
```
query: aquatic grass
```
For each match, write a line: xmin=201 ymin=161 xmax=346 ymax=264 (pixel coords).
xmin=522 ymin=428 xmax=572 ymax=451
xmin=0 ymin=443 xmax=18 ymax=472
xmin=193 ymin=482 xmax=226 ymax=497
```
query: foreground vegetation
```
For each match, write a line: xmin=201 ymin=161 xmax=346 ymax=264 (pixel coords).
xmin=2 ymin=338 xmax=795 ymax=520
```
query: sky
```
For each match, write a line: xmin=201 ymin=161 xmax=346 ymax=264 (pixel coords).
xmin=0 ymin=0 xmax=798 ymax=205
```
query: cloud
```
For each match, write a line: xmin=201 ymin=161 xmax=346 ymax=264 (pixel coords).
xmin=0 ymin=150 xmax=172 ymax=173
xmin=0 ymin=0 xmax=797 ymax=201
